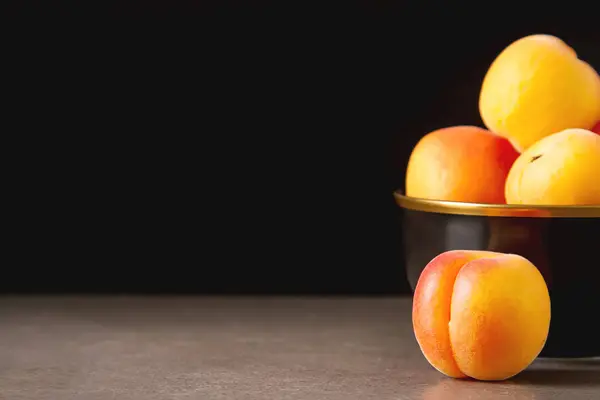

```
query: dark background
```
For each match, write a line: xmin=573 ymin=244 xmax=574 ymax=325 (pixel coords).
xmin=6 ymin=3 xmax=599 ymax=294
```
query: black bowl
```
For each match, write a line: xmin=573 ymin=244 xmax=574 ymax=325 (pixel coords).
xmin=394 ymin=191 xmax=600 ymax=358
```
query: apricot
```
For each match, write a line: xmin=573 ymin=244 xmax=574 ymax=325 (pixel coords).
xmin=593 ymin=121 xmax=600 ymax=134
xmin=479 ymin=34 xmax=600 ymax=152
xmin=413 ymin=250 xmax=550 ymax=381
xmin=405 ymin=126 xmax=519 ymax=204
xmin=505 ymin=128 xmax=600 ymax=205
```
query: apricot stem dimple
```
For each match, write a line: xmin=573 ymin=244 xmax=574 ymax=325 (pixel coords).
xmin=530 ymin=154 xmax=543 ymax=163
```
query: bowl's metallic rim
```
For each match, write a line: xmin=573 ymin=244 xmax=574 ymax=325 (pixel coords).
xmin=394 ymin=191 xmax=600 ymax=218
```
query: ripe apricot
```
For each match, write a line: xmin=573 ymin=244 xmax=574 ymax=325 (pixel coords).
xmin=479 ymin=34 xmax=600 ymax=151
xmin=405 ymin=126 xmax=519 ymax=204
xmin=505 ymin=128 xmax=600 ymax=205
xmin=413 ymin=250 xmax=550 ymax=381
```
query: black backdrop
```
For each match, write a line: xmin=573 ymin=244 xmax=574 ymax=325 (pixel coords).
xmin=6 ymin=3 xmax=599 ymax=294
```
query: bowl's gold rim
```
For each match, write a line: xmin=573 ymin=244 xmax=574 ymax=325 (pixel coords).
xmin=394 ymin=191 xmax=600 ymax=218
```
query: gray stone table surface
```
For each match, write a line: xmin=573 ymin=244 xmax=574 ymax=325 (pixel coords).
xmin=0 ymin=296 xmax=598 ymax=400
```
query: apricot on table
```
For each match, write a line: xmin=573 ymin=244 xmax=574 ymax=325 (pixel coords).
xmin=505 ymin=128 xmax=600 ymax=205
xmin=405 ymin=126 xmax=519 ymax=204
xmin=413 ymin=250 xmax=550 ymax=381
xmin=479 ymin=34 xmax=600 ymax=152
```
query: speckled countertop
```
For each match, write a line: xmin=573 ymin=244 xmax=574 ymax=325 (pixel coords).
xmin=0 ymin=296 xmax=597 ymax=399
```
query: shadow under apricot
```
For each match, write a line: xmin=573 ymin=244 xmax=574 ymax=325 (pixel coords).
xmin=511 ymin=364 xmax=600 ymax=387
xmin=422 ymin=379 xmax=537 ymax=400
xmin=421 ymin=360 xmax=600 ymax=400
